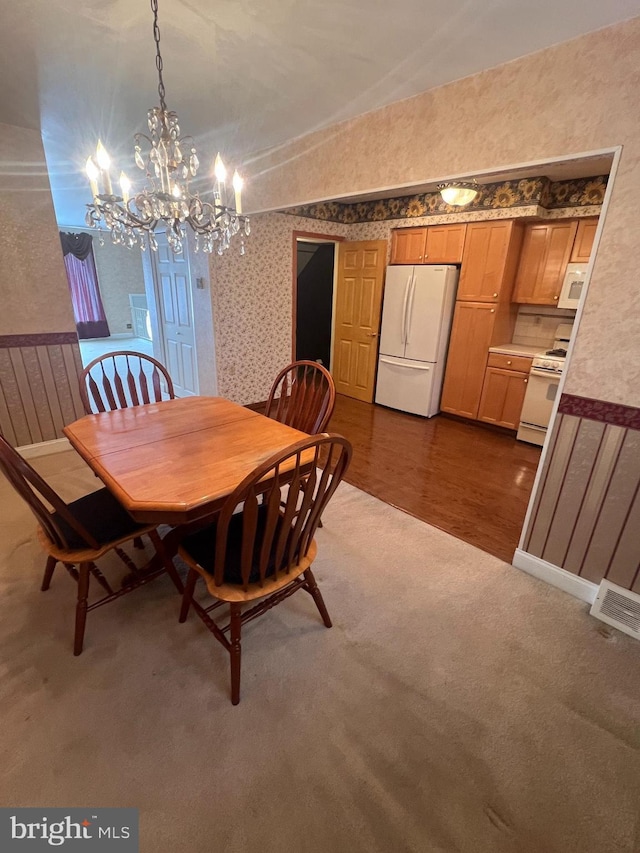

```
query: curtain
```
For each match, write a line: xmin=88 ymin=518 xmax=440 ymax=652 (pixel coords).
xmin=59 ymin=232 xmax=110 ymax=340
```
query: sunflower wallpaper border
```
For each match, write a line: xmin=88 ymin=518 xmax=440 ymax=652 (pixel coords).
xmin=282 ymin=175 xmax=607 ymax=224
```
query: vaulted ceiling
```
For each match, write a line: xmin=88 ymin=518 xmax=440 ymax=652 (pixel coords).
xmin=1 ymin=0 xmax=639 ymax=225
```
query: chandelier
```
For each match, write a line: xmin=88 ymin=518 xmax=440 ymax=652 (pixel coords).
xmin=437 ymin=180 xmax=479 ymax=207
xmin=84 ymin=0 xmax=249 ymax=256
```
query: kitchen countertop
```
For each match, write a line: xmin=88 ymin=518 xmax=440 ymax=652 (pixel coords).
xmin=488 ymin=343 xmax=541 ymax=358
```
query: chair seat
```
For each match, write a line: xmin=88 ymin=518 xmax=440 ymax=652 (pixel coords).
xmin=51 ymin=487 xmax=144 ymax=550
xmin=179 ymin=505 xmax=318 ymax=601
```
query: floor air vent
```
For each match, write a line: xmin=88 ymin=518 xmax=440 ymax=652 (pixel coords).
xmin=590 ymin=580 xmax=640 ymax=640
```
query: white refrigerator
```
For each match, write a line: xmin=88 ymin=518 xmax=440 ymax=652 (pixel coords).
xmin=375 ymin=265 xmax=459 ymax=417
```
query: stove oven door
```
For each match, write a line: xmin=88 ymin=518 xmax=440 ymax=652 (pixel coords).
xmin=517 ymin=368 xmax=560 ymax=444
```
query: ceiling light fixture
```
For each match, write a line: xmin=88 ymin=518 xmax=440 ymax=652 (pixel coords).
xmin=84 ymin=0 xmax=249 ymax=256
xmin=437 ymin=180 xmax=479 ymax=207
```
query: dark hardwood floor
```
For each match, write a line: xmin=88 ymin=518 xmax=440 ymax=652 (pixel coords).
xmin=327 ymin=395 xmax=542 ymax=562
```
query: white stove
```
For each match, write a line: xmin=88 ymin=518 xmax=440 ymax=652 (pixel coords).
xmin=517 ymin=323 xmax=572 ymax=446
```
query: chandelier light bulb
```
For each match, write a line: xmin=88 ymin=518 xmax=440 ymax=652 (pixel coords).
xmin=85 ymin=157 xmax=100 ymax=199
xmin=95 ymin=140 xmax=111 ymax=170
xmin=214 ymin=154 xmax=227 ymax=183
xmin=232 ymin=171 xmax=243 ymax=214
xmin=172 ymin=183 xmax=182 ymax=199
xmin=119 ymin=172 xmax=132 ymax=204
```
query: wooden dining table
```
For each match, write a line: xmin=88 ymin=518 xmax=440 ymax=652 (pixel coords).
xmin=63 ymin=396 xmax=311 ymax=526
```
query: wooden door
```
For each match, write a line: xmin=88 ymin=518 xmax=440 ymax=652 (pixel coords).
xmin=390 ymin=228 xmax=427 ymax=264
xmin=478 ymin=368 xmax=529 ymax=429
xmin=153 ymin=234 xmax=199 ymax=397
xmin=332 ymin=240 xmax=387 ymax=402
xmin=457 ymin=220 xmax=523 ymax=302
xmin=424 ymin=224 xmax=467 ymax=263
xmin=570 ymin=217 xmax=598 ymax=263
xmin=440 ymin=301 xmax=496 ymax=419
xmin=513 ymin=221 xmax=577 ymax=304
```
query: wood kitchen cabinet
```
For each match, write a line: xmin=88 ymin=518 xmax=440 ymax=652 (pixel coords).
xmin=512 ymin=220 xmax=578 ymax=304
xmin=390 ymin=224 xmax=466 ymax=264
xmin=457 ymin=220 xmax=524 ymax=302
xmin=478 ymin=354 xmax=532 ymax=430
xmin=390 ymin=228 xmax=427 ymax=264
xmin=440 ymin=301 xmax=517 ymax=420
xmin=570 ymin=217 xmax=598 ymax=263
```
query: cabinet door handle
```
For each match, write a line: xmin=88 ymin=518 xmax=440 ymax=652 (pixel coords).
xmin=524 ymin=378 xmax=528 ymax=383
xmin=553 ymin=295 xmax=559 ymax=300
xmin=507 ymin=360 xmax=512 ymax=365
xmin=490 ymin=309 xmax=495 ymax=313
xmin=493 ymin=292 xmax=498 ymax=297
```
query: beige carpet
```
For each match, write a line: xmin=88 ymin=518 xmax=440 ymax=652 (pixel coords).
xmin=1 ymin=449 xmax=640 ymax=853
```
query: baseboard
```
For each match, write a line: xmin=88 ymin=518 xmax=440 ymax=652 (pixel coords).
xmin=512 ymin=548 xmax=598 ymax=604
xmin=18 ymin=437 xmax=72 ymax=459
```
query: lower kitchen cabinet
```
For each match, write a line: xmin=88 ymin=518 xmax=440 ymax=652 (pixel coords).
xmin=440 ymin=301 xmax=517 ymax=420
xmin=478 ymin=367 xmax=530 ymax=430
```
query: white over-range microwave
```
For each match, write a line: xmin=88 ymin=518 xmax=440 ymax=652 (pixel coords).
xmin=558 ymin=263 xmax=587 ymax=309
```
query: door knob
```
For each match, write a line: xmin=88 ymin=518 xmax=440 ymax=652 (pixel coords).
xmin=366 ymin=332 xmax=379 ymax=337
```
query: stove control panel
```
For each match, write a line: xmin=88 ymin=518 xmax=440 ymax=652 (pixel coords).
xmin=532 ymin=357 xmax=564 ymax=374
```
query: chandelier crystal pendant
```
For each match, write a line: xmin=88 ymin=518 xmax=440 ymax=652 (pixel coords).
xmin=437 ymin=180 xmax=479 ymax=207
xmin=84 ymin=0 xmax=249 ymax=256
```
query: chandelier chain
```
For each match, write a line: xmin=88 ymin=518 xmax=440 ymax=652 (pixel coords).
xmin=151 ymin=0 xmax=167 ymax=112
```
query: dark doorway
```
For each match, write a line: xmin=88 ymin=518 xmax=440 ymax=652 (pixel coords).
xmin=296 ymin=241 xmax=335 ymax=367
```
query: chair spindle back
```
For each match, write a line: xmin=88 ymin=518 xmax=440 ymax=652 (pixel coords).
xmin=80 ymin=351 xmax=175 ymax=414
xmin=0 ymin=435 xmax=100 ymax=550
xmin=265 ymin=361 xmax=336 ymax=434
xmin=213 ymin=434 xmax=351 ymax=591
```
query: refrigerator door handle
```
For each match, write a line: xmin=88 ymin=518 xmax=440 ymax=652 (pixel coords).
xmin=406 ymin=273 xmax=417 ymax=344
xmin=379 ymin=355 xmax=431 ymax=370
xmin=401 ymin=273 xmax=412 ymax=344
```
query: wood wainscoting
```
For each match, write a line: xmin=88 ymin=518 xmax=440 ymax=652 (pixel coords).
xmin=522 ymin=393 xmax=640 ymax=592
xmin=0 ymin=333 xmax=85 ymax=446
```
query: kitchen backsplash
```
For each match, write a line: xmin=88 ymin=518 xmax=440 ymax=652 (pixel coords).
xmin=512 ymin=305 xmax=575 ymax=349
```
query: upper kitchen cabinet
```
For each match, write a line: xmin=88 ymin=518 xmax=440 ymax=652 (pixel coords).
xmin=390 ymin=224 xmax=466 ymax=265
xmin=570 ymin=217 xmax=599 ymax=263
xmin=457 ymin=220 xmax=524 ymax=302
xmin=390 ymin=228 xmax=427 ymax=264
xmin=423 ymin=223 xmax=467 ymax=264
xmin=512 ymin=220 xmax=578 ymax=305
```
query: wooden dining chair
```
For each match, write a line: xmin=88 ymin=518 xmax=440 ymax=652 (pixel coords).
xmin=79 ymin=351 xmax=175 ymax=414
xmin=172 ymin=433 xmax=352 ymax=704
xmin=0 ymin=435 xmax=182 ymax=655
xmin=265 ymin=360 xmax=336 ymax=434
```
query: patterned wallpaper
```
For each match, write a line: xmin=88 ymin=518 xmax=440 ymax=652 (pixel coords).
xmin=208 ymin=213 xmax=350 ymax=405
xmin=282 ymin=176 xmax=607 ymax=224
xmin=522 ymin=394 xmax=640 ymax=591
xmin=0 ymin=122 xmax=76 ymax=336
